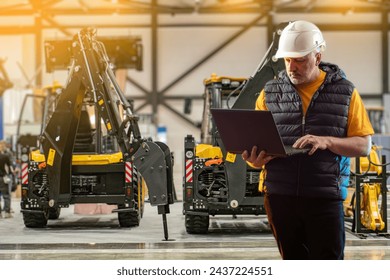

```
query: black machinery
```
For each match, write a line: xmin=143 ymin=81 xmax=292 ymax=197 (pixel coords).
xmin=19 ymin=28 xmax=174 ymax=240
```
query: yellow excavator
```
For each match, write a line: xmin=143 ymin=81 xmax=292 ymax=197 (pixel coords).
xmin=18 ymin=28 xmax=174 ymax=240
xmin=345 ymin=145 xmax=388 ymax=236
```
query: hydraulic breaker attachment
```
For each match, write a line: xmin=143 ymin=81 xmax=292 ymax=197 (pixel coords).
xmin=132 ymin=140 xmax=174 ymax=240
xmin=361 ymin=183 xmax=385 ymax=231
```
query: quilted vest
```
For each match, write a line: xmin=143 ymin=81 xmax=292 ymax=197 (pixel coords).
xmin=263 ymin=62 xmax=353 ymax=200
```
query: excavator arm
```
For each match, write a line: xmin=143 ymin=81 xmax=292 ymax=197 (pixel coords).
xmin=214 ymin=23 xmax=288 ymax=207
xmin=231 ymin=22 xmax=288 ymax=110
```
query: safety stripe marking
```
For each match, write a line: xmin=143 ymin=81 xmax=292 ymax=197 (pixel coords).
xmin=22 ymin=163 xmax=28 ymax=185
xmin=125 ymin=162 xmax=132 ymax=183
xmin=185 ymin=159 xmax=193 ymax=183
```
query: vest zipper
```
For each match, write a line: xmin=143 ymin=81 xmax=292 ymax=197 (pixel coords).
xmin=295 ymin=115 xmax=305 ymax=196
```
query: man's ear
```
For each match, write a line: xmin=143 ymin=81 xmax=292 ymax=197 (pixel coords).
xmin=315 ymin=53 xmax=322 ymax=66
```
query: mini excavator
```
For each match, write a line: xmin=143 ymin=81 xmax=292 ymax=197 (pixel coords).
xmin=183 ymin=23 xmax=287 ymax=234
xmin=19 ymin=28 xmax=174 ymax=240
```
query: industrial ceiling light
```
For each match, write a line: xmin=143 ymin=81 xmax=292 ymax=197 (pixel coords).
xmin=180 ymin=0 xmax=203 ymax=13
xmin=194 ymin=0 xmax=202 ymax=10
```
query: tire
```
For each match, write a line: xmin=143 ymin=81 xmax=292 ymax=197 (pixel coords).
xmin=185 ymin=213 xmax=209 ymax=234
xmin=117 ymin=171 xmax=144 ymax=227
xmin=118 ymin=210 xmax=140 ymax=227
xmin=48 ymin=207 xmax=61 ymax=220
xmin=23 ymin=211 xmax=48 ymax=228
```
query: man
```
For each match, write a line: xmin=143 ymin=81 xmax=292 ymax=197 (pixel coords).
xmin=0 ymin=140 xmax=13 ymax=218
xmin=242 ymin=20 xmax=374 ymax=259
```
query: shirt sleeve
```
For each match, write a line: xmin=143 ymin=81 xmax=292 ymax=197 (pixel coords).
xmin=347 ymin=89 xmax=375 ymax=137
xmin=255 ymin=89 xmax=268 ymax=110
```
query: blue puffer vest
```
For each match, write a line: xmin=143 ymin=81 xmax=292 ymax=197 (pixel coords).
xmin=263 ymin=62 xmax=353 ymax=200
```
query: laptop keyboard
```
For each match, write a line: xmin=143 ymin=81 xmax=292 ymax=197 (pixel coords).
xmin=284 ymin=145 xmax=310 ymax=156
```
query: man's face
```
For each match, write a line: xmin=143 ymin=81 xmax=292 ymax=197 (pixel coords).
xmin=284 ymin=52 xmax=320 ymax=85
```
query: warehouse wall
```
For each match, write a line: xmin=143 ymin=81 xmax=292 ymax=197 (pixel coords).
xmin=0 ymin=11 xmax=388 ymax=195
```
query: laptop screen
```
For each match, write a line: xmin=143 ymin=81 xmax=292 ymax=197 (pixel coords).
xmin=210 ymin=108 xmax=287 ymax=155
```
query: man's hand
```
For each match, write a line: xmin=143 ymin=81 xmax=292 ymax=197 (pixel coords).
xmin=293 ymin=134 xmax=372 ymax=157
xmin=242 ymin=146 xmax=275 ymax=169
xmin=293 ymin=134 xmax=326 ymax=155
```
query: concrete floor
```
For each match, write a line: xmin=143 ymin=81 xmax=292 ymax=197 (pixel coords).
xmin=1 ymin=196 xmax=390 ymax=260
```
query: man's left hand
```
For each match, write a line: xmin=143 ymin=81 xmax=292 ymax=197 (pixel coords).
xmin=293 ymin=134 xmax=328 ymax=155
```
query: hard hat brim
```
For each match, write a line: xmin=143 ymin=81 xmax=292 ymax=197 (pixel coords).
xmin=274 ymin=49 xmax=312 ymax=59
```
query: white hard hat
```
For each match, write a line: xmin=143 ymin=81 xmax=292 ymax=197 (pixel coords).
xmin=275 ymin=20 xmax=326 ymax=58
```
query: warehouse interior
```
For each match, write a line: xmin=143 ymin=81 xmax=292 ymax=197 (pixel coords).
xmin=0 ymin=0 xmax=390 ymax=262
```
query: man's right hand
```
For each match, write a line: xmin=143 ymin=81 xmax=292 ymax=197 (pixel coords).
xmin=242 ymin=146 xmax=275 ymax=169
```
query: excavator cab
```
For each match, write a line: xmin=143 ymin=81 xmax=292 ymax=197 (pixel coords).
xmin=16 ymin=82 xmax=62 ymax=160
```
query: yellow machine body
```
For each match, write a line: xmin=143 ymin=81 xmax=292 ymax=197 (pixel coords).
xmin=30 ymin=149 xmax=124 ymax=165
xmin=195 ymin=144 xmax=222 ymax=159
xmin=345 ymin=146 xmax=387 ymax=232
xmin=361 ymin=183 xmax=385 ymax=231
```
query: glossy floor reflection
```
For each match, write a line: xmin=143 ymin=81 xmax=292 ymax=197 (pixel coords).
xmin=1 ymin=197 xmax=390 ymax=260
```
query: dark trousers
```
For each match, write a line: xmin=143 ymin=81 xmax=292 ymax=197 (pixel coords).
xmin=264 ymin=193 xmax=345 ymax=260
xmin=0 ymin=180 xmax=11 ymax=213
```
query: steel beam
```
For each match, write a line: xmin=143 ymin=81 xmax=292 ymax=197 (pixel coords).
xmin=0 ymin=6 xmax=386 ymax=16
xmin=151 ymin=0 xmax=159 ymax=115
xmin=159 ymin=13 xmax=267 ymax=96
xmin=34 ymin=16 xmax=42 ymax=87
